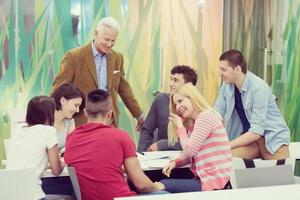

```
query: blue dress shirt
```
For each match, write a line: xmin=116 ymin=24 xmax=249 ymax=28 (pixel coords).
xmin=214 ymin=71 xmax=290 ymax=154
xmin=92 ymin=42 xmax=108 ymax=91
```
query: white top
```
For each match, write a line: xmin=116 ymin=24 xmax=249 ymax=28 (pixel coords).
xmin=56 ymin=118 xmax=74 ymax=150
xmin=6 ymin=124 xmax=58 ymax=199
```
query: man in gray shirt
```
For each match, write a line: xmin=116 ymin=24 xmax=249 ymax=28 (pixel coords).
xmin=137 ymin=65 xmax=198 ymax=152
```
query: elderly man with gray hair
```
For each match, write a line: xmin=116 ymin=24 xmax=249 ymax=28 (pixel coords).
xmin=53 ymin=17 xmax=144 ymax=129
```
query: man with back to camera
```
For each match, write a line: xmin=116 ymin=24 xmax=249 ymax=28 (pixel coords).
xmin=214 ymin=49 xmax=290 ymax=160
xmin=52 ymin=16 xmax=144 ymax=130
xmin=137 ymin=65 xmax=198 ymax=152
xmin=64 ymin=89 xmax=166 ymax=200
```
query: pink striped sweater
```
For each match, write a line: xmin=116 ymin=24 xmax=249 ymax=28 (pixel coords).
xmin=175 ymin=110 xmax=232 ymax=191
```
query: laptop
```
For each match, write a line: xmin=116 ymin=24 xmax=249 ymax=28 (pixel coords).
xmin=235 ymin=164 xmax=295 ymax=188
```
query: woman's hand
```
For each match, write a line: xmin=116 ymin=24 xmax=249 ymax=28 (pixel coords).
xmin=169 ymin=113 xmax=184 ymax=128
xmin=162 ymin=160 xmax=176 ymax=177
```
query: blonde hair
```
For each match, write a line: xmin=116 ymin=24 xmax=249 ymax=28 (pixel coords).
xmin=168 ymin=83 xmax=217 ymax=145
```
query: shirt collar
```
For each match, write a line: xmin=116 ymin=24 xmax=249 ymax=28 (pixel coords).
xmin=91 ymin=41 xmax=111 ymax=57
xmin=240 ymin=71 xmax=250 ymax=92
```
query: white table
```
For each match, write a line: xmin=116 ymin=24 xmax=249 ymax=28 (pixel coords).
xmin=41 ymin=142 xmax=300 ymax=178
xmin=114 ymin=184 xmax=300 ymax=200
xmin=42 ymin=151 xmax=182 ymax=178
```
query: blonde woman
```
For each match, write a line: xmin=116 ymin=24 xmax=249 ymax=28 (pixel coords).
xmin=160 ymin=83 xmax=232 ymax=192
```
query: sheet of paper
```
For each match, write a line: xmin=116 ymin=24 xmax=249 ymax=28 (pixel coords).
xmin=141 ymin=159 xmax=170 ymax=169
xmin=137 ymin=151 xmax=182 ymax=170
xmin=137 ymin=153 xmax=168 ymax=161
xmin=142 ymin=151 xmax=181 ymax=160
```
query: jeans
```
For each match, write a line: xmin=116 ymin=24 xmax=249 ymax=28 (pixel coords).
xmin=160 ymin=178 xmax=201 ymax=193
xmin=42 ymin=177 xmax=76 ymax=199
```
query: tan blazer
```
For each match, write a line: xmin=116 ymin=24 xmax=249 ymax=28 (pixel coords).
xmin=52 ymin=43 xmax=142 ymax=126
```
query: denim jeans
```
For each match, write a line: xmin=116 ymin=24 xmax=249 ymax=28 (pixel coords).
xmin=160 ymin=178 xmax=201 ymax=193
xmin=141 ymin=190 xmax=170 ymax=195
xmin=42 ymin=177 xmax=76 ymax=199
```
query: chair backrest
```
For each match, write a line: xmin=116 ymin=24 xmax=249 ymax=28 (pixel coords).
xmin=289 ymin=142 xmax=300 ymax=160
xmin=3 ymin=138 xmax=12 ymax=158
xmin=0 ymin=168 xmax=37 ymax=200
xmin=67 ymin=167 xmax=81 ymax=200
xmin=231 ymin=157 xmax=295 ymax=189
xmin=8 ymin=107 xmax=27 ymax=138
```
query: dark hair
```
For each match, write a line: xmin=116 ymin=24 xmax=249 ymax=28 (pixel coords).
xmin=26 ymin=96 xmax=56 ymax=126
xmin=219 ymin=49 xmax=247 ymax=73
xmin=51 ymin=83 xmax=85 ymax=114
xmin=86 ymin=89 xmax=112 ymax=118
xmin=171 ymin=65 xmax=198 ymax=85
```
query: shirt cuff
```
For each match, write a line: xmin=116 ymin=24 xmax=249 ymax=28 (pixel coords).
xmin=174 ymin=158 xmax=184 ymax=167
xmin=249 ymin=125 xmax=264 ymax=136
xmin=136 ymin=113 xmax=144 ymax=121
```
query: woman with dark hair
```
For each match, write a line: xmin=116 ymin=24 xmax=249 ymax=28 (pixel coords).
xmin=51 ymin=83 xmax=85 ymax=150
xmin=6 ymin=96 xmax=64 ymax=200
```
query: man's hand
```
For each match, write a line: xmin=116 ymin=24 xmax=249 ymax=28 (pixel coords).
xmin=147 ymin=142 xmax=158 ymax=151
xmin=154 ymin=182 xmax=166 ymax=191
xmin=136 ymin=115 xmax=145 ymax=132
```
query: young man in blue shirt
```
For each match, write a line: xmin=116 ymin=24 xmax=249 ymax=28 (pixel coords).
xmin=214 ymin=49 xmax=290 ymax=159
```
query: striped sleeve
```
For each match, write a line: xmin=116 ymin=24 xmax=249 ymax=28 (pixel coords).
xmin=175 ymin=150 xmax=190 ymax=167
xmin=176 ymin=111 xmax=219 ymax=158
xmin=174 ymin=128 xmax=190 ymax=167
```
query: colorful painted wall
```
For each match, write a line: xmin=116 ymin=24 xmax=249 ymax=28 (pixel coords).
xmin=223 ymin=0 xmax=300 ymax=142
xmin=0 ymin=0 xmax=223 ymax=165
xmin=0 ymin=0 xmax=299 ymax=169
